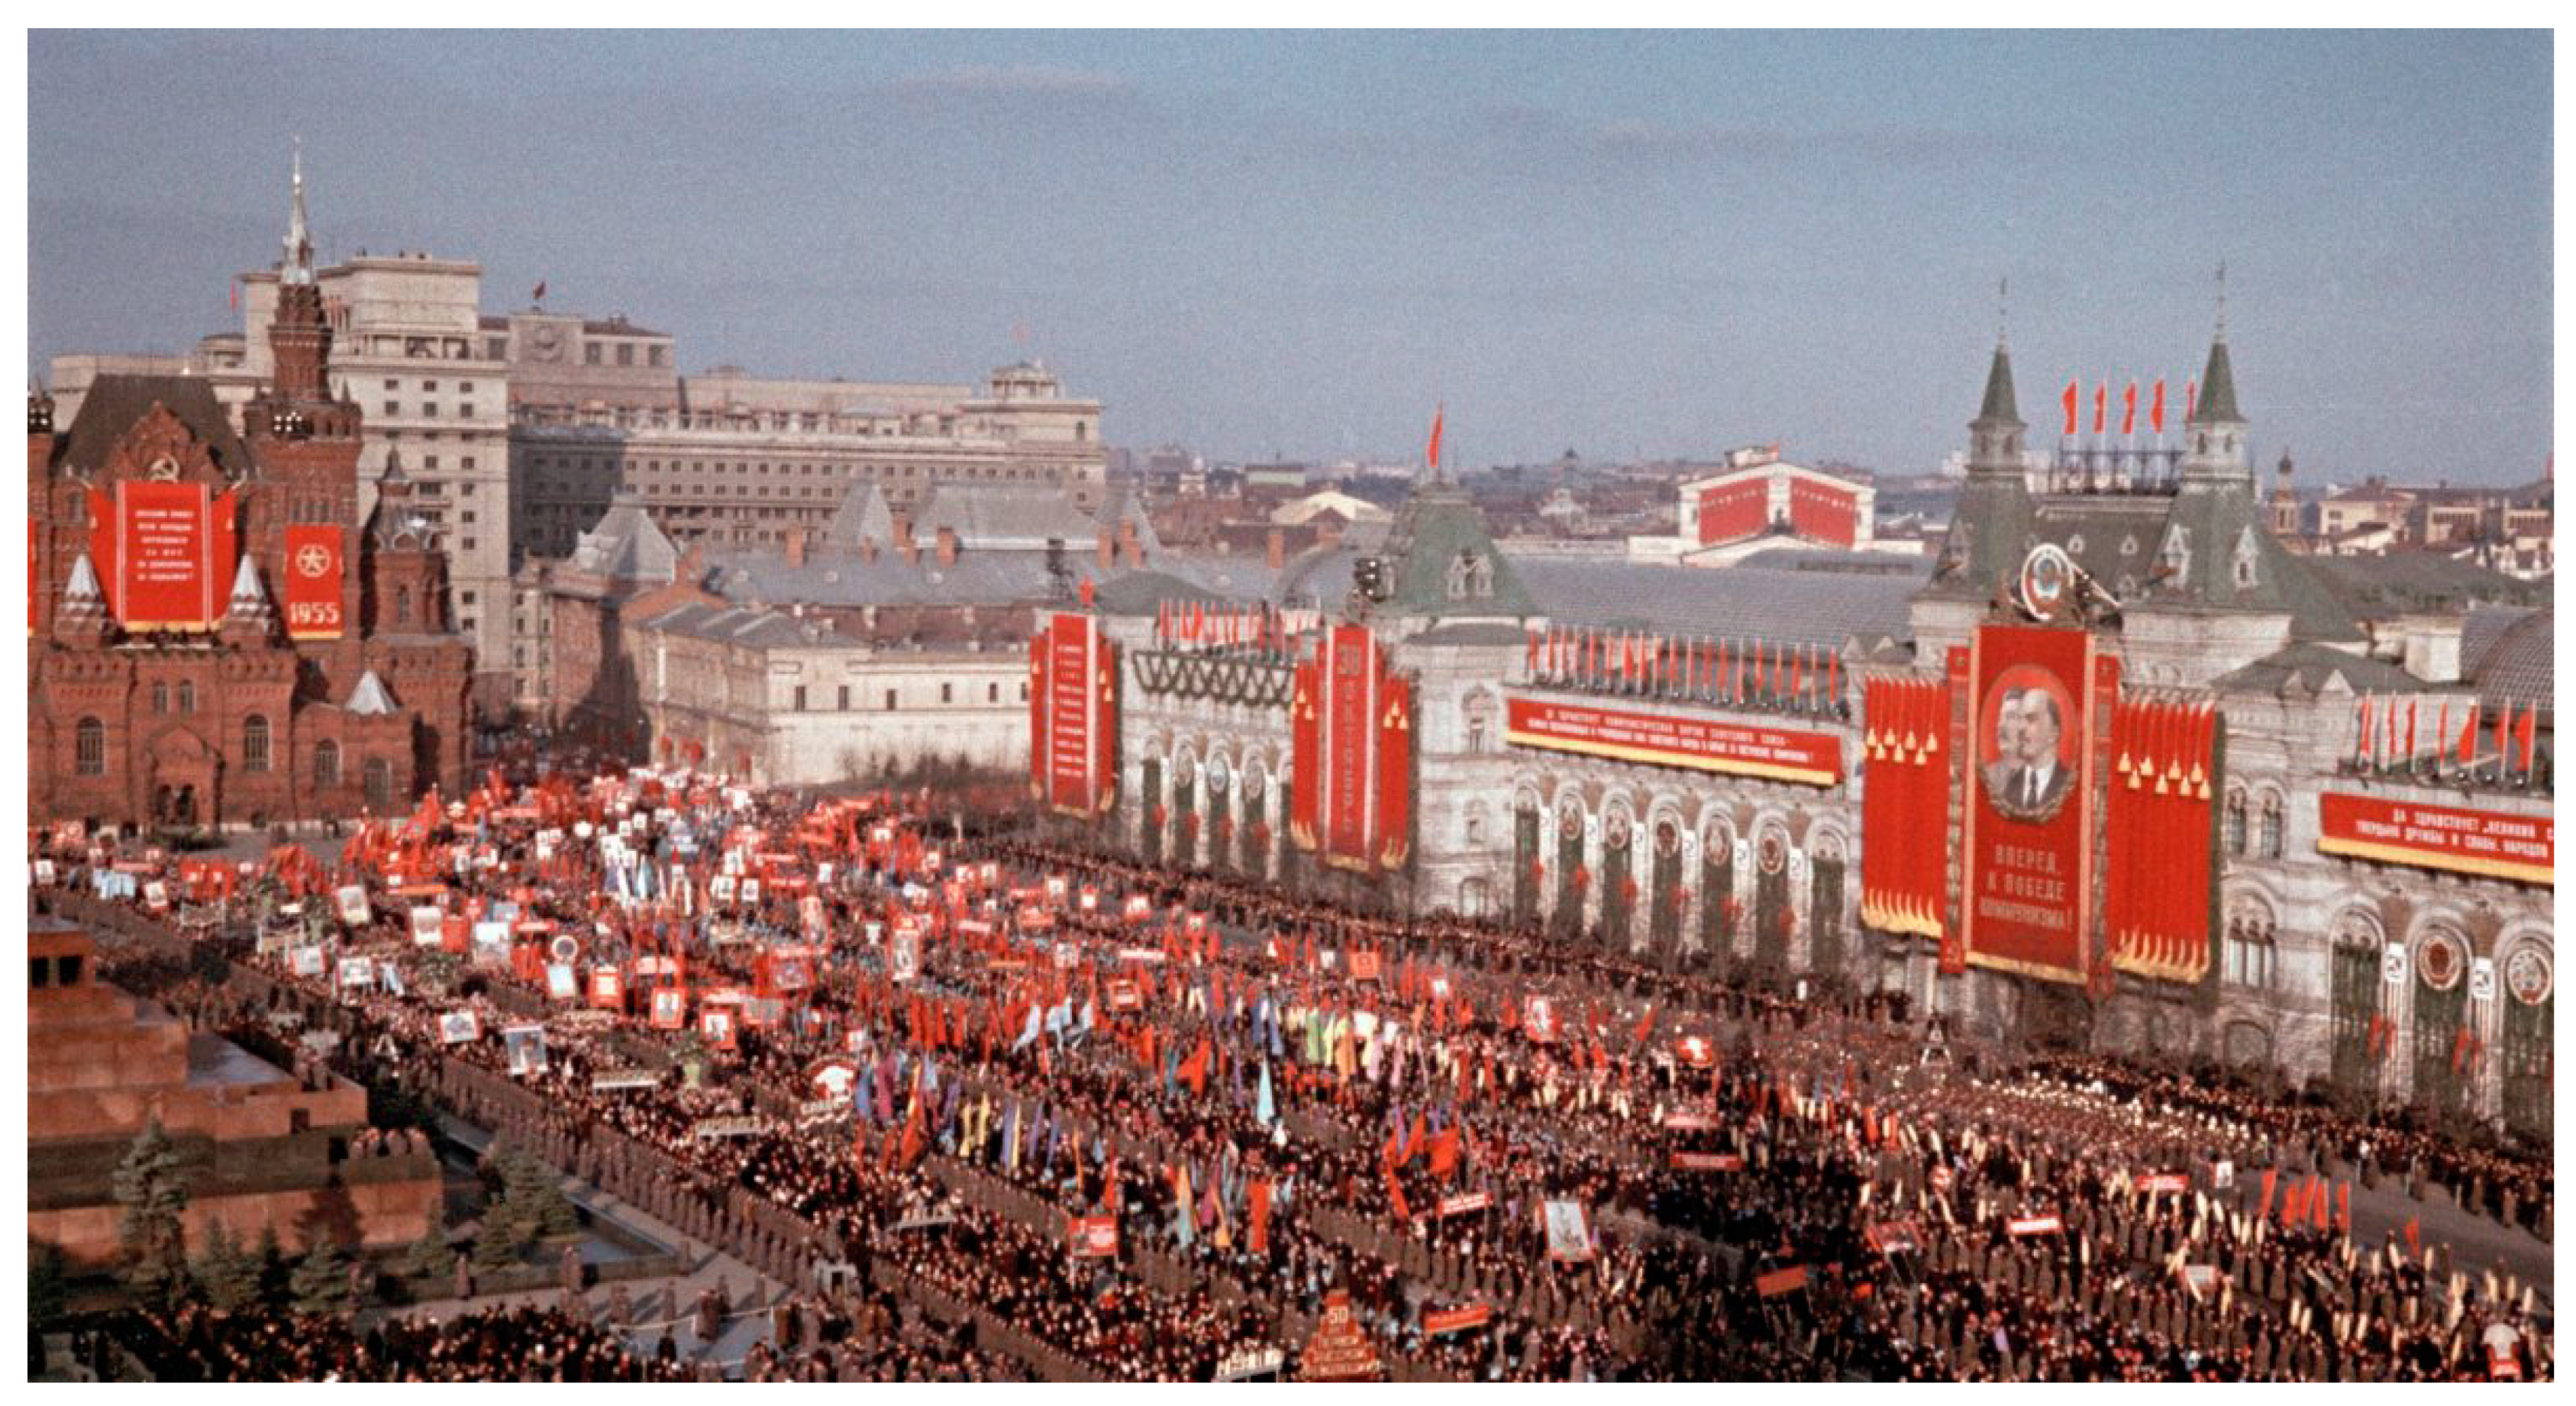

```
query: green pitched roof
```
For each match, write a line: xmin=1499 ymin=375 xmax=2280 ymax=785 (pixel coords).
xmin=1977 ymin=343 xmax=2022 ymax=425
xmin=1374 ymin=479 xmax=1538 ymax=619
xmin=2191 ymin=336 xmax=2242 ymax=424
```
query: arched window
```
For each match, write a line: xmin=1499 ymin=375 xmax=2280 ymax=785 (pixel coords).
xmin=2223 ymin=908 xmax=2276 ymax=988
xmin=76 ymin=717 xmax=105 ymax=776
xmin=2259 ymin=794 xmax=2284 ymax=859
xmin=176 ymin=681 xmax=195 ymax=714
xmin=363 ymin=757 xmax=394 ymax=811
xmin=395 ymin=585 xmax=413 ymax=625
xmin=2224 ymin=789 xmax=2248 ymax=856
xmin=314 ymin=740 xmax=341 ymax=787
xmin=151 ymin=682 xmax=169 ymax=714
xmin=243 ymin=715 xmax=271 ymax=773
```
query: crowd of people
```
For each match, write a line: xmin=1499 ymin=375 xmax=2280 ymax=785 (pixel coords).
xmin=37 ymin=754 xmax=2554 ymax=1382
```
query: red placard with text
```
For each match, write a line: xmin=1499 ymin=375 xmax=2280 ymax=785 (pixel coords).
xmin=2319 ymin=793 xmax=2552 ymax=886
xmin=1960 ymin=624 xmax=2100 ymax=984
xmin=112 ymin=481 xmax=221 ymax=629
xmin=1323 ymin=624 xmax=1377 ymax=868
xmin=283 ymin=524 xmax=345 ymax=639
xmin=1506 ymin=695 xmax=1842 ymax=785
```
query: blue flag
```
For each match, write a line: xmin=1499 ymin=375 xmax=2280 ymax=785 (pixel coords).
xmin=1257 ymin=1059 xmax=1275 ymax=1127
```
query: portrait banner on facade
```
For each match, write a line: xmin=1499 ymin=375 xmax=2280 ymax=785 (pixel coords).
xmin=1960 ymin=624 xmax=2100 ymax=984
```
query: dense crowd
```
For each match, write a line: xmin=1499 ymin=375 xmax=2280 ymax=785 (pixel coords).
xmin=39 ymin=756 xmax=2555 ymax=1382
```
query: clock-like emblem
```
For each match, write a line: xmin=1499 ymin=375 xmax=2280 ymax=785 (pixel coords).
xmin=2418 ymin=932 xmax=2465 ymax=992
xmin=1758 ymin=830 xmax=1787 ymax=876
xmin=2017 ymin=543 xmax=2076 ymax=621
xmin=294 ymin=543 xmax=334 ymax=578
xmin=147 ymin=455 xmax=181 ymax=481
xmin=2504 ymin=946 xmax=2551 ymax=1007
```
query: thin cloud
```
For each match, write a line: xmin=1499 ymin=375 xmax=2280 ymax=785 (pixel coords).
xmin=893 ymin=65 xmax=1135 ymax=98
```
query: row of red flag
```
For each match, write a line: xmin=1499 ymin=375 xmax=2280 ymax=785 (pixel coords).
xmin=2058 ymin=376 xmax=2197 ymax=438
xmin=2354 ymin=693 xmax=2542 ymax=775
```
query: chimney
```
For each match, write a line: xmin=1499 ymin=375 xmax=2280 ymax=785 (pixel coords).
xmin=1097 ymin=527 xmax=1117 ymax=571
xmin=935 ymin=526 xmax=960 ymax=567
xmin=1266 ymin=527 xmax=1286 ymax=571
xmin=894 ymin=511 xmax=918 ymax=566
xmin=783 ymin=526 xmax=807 ymax=567
xmin=859 ymin=536 xmax=879 ymax=565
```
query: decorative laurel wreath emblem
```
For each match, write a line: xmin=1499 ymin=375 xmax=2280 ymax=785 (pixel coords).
xmin=2017 ymin=543 xmax=2077 ymax=622
xmin=294 ymin=543 xmax=334 ymax=578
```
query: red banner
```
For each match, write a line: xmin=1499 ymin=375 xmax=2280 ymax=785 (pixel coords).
xmin=1671 ymin=1151 xmax=1744 ymax=1171
xmin=1437 ymin=1191 xmax=1493 ymax=1217
xmin=2106 ymin=692 xmax=2220 ymax=982
xmin=1034 ymin=612 xmax=1113 ymax=817
xmin=2007 ymin=1213 xmax=2064 ymax=1237
xmin=1861 ymin=673 xmax=1951 ymax=939
xmin=2135 ymin=1173 xmax=2190 ymax=1194
xmin=1787 ymin=477 xmax=1860 ymax=547
xmin=2318 ymin=793 xmax=2552 ymax=887
xmin=100 ymin=481 xmax=231 ymax=630
xmin=1375 ymin=673 xmax=1413 ymax=868
xmin=1961 ymin=624 xmax=2100 ymax=984
xmin=1504 ymin=695 xmax=1841 ymax=785
xmin=1289 ymin=653 xmax=1322 ymax=850
xmin=1696 ymin=478 xmax=1767 ymax=545
xmin=1423 ymin=1304 xmax=1493 ymax=1336
xmin=1323 ymin=624 xmax=1377 ymax=867
xmin=282 ymin=524 xmax=344 ymax=639
xmin=1067 ymin=1214 xmax=1119 ymax=1258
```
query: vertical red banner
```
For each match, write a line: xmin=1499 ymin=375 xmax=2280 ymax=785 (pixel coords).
xmin=1290 ymin=653 xmax=1322 ymax=850
xmin=1028 ymin=626 xmax=1051 ymax=800
xmin=1323 ymin=624 xmax=1377 ymax=868
xmin=1375 ymin=673 xmax=1413 ymax=869
xmin=282 ymin=524 xmax=345 ymax=639
xmin=1044 ymin=613 xmax=1099 ymax=815
xmin=2106 ymin=692 xmax=2216 ymax=983
xmin=1960 ymin=624 xmax=2098 ymax=983
xmin=1093 ymin=635 xmax=1117 ymax=816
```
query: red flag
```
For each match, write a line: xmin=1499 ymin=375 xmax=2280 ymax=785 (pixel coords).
xmin=2258 ymin=1169 xmax=2277 ymax=1220
xmin=1427 ymin=405 xmax=1445 ymax=472
xmin=1385 ymin=1166 xmax=1411 ymax=1221
xmin=2093 ymin=381 xmax=2107 ymax=436
xmin=2355 ymin=694 xmax=2374 ymax=766
xmin=2402 ymin=1214 xmax=2420 ymax=1259
xmin=2458 ymin=701 xmax=2480 ymax=765
xmin=2335 ymin=1180 xmax=2351 ymax=1235
xmin=2061 ymin=379 xmax=2078 ymax=437
xmin=2121 ymin=380 xmax=2138 ymax=436
xmin=2493 ymin=699 xmax=2511 ymax=768
xmin=2516 ymin=700 xmax=2539 ymax=772
xmin=1248 ymin=1179 xmax=1273 ymax=1253
xmin=2150 ymin=378 xmax=2167 ymax=434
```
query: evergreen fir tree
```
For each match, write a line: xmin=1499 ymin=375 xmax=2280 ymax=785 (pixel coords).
xmin=253 ymin=1224 xmax=289 ymax=1310
xmin=111 ymin=1120 xmax=189 ymax=1311
xmin=287 ymin=1237 xmax=354 ymax=1317
xmin=397 ymin=1223 xmax=454 ymax=1280
xmin=192 ymin=1220 xmax=264 ymax=1314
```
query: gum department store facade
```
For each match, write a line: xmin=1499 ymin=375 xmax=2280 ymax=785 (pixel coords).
xmin=1061 ymin=325 xmax=2551 ymax=1141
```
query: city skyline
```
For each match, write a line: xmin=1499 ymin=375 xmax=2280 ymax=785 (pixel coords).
xmin=29 ymin=29 xmax=2552 ymax=484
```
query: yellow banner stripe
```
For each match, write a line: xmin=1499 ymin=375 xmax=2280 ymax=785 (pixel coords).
xmin=1505 ymin=728 xmax=1839 ymax=788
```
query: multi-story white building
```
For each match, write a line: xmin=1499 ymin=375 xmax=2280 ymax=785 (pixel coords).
xmin=489 ymin=306 xmax=1107 ymax=559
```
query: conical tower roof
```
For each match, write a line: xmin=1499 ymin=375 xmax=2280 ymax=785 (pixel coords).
xmin=1977 ymin=342 xmax=2022 ymax=426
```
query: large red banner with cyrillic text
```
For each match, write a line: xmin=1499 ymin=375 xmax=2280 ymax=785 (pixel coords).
xmin=1505 ymin=695 xmax=1841 ymax=785
xmin=2319 ymin=793 xmax=2552 ymax=886
xmin=1696 ymin=479 xmax=1766 ymax=545
xmin=104 ymin=481 xmax=229 ymax=630
xmin=1960 ymin=623 xmax=2100 ymax=984
xmin=1031 ymin=612 xmax=1115 ymax=817
xmin=1324 ymin=624 xmax=1377 ymax=868
xmin=283 ymin=524 xmax=345 ymax=639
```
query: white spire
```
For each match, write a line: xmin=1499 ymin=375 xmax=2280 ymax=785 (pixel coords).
xmin=227 ymin=554 xmax=273 ymax=615
xmin=63 ymin=552 xmax=103 ymax=601
xmin=282 ymin=137 xmax=314 ymax=286
xmin=346 ymin=669 xmax=399 ymax=715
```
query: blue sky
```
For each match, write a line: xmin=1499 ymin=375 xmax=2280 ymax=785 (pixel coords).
xmin=27 ymin=30 xmax=2552 ymax=483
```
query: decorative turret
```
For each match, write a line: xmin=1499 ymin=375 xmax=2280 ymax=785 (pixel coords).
xmin=221 ymin=553 xmax=276 ymax=642
xmin=53 ymin=553 xmax=110 ymax=642
xmin=1930 ymin=308 xmax=2037 ymax=598
xmin=346 ymin=669 xmax=399 ymax=715
xmin=2181 ymin=266 xmax=2251 ymax=482
xmin=245 ymin=141 xmax=358 ymax=441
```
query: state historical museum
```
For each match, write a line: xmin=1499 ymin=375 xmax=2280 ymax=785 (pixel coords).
xmin=27 ymin=165 xmax=471 ymax=833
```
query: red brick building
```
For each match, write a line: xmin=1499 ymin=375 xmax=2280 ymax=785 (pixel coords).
xmin=28 ymin=165 xmax=471 ymax=832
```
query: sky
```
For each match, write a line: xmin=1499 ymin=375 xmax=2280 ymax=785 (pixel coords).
xmin=26 ymin=30 xmax=2554 ymax=484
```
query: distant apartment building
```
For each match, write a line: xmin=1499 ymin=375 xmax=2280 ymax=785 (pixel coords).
xmin=2314 ymin=474 xmax=2554 ymax=579
xmin=490 ymin=307 xmax=1108 ymax=557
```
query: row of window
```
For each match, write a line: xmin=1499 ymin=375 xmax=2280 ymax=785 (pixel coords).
xmin=73 ymin=716 xmax=383 ymax=790
xmin=786 ymin=681 xmax=1024 ymax=711
xmin=383 ymin=379 xmax=477 ymax=393
xmin=383 ymin=402 xmax=478 ymax=420
xmin=2224 ymin=792 xmax=2287 ymax=859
